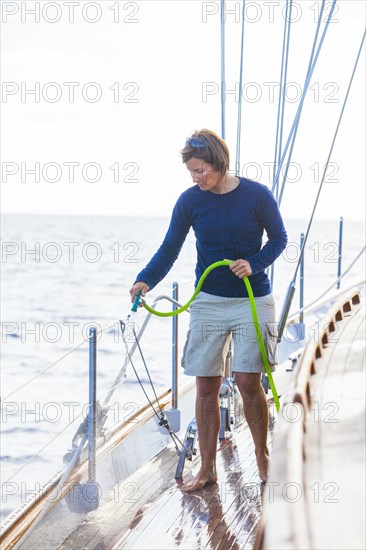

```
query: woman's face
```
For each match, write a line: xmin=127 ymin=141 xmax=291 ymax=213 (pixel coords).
xmin=185 ymin=157 xmax=222 ymax=192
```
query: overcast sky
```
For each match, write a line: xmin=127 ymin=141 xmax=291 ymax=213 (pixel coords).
xmin=1 ymin=0 xmax=365 ymax=220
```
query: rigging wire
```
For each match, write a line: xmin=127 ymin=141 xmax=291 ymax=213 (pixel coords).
xmin=271 ymin=0 xmax=337 ymax=197
xmin=276 ymin=26 xmax=365 ymax=340
xmin=220 ymin=0 xmax=226 ymax=139
xmin=277 ymin=0 xmax=326 ymax=207
xmin=291 ymin=28 xmax=366 ymax=285
xmin=273 ymin=0 xmax=293 ymax=189
xmin=6 ymin=240 xmax=364 ymax=486
xmin=101 ymin=293 xmax=189 ymax=410
xmin=277 ymin=0 xmax=293 ymax=180
xmin=3 ymin=0 xmax=364 ymax=501
xmin=1 ymin=0 xmax=334 ymax=408
xmin=98 ymin=337 xmax=176 ymax=410
xmin=235 ymin=0 xmax=246 ymax=176
xmin=270 ymin=0 xmax=293 ymax=287
xmin=3 ymin=316 xmax=188 ymax=486
xmin=119 ymin=321 xmax=162 ymax=418
xmin=118 ymin=321 xmax=191 ymax=455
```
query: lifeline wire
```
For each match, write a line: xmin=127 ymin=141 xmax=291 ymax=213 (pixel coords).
xmin=289 ymin=246 xmax=366 ymax=319
xmin=1 ymin=322 xmax=117 ymax=402
xmin=4 ymin=409 xmax=87 ymax=483
xmin=119 ymin=321 xmax=160 ymax=416
xmin=118 ymin=321 xmax=192 ymax=456
xmin=10 ymin=239 xmax=362 ymax=486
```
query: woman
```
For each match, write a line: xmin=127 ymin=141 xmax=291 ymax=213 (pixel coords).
xmin=129 ymin=129 xmax=287 ymax=492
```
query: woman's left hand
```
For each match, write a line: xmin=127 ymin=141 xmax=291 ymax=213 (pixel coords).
xmin=229 ymin=259 xmax=252 ymax=278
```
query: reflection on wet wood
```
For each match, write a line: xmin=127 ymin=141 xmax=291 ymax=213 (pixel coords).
xmin=58 ymin=400 xmax=275 ymax=549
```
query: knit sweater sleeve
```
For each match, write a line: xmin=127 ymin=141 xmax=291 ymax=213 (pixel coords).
xmin=245 ymin=185 xmax=288 ymax=275
xmin=134 ymin=194 xmax=191 ymax=291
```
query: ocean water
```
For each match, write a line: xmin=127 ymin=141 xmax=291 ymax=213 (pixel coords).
xmin=1 ymin=213 xmax=365 ymax=521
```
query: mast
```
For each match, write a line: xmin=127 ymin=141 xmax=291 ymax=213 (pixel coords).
xmin=220 ymin=0 xmax=226 ymax=139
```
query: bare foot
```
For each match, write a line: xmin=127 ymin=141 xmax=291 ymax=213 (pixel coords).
xmin=181 ymin=467 xmax=218 ymax=493
xmin=256 ymin=449 xmax=269 ymax=482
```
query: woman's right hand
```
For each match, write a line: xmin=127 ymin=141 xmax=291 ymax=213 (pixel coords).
xmin=129 ymin=282 xmax=149 ymax=304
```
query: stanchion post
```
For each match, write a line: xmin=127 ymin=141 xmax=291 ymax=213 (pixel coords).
xmin=337 ymin=217 xmax=343 ymax=289
xmin=88 ymin=326 xmax=97 ymax=482
xmin=172 ymin=282 xmax=178 ymax=409
xmin=300 ymin=233 xmax=305 ymax=324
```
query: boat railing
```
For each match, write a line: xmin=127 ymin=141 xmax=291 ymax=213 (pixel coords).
xmin=2 ymin=241 xmax=364 ymax=535
xmin=63 ymin=286 xmax=189 ymax=491
xmin=254 ymin=285 xmax=362 ymax=550
xmin=0 ymin=288 xmax=190 ymax=542
xmin=293 ymin=287 xmax=361 ymax=411
xmin=277 ymin=218 xmax=347 ymax=343
xmin=101 ymin=287 xmax=188 ymax=413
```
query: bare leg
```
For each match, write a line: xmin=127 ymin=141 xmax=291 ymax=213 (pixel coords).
xmin=181 ymin=376 xmax=222 ymax=492
xmin=235 ymin=372 xmax=269 ymax=482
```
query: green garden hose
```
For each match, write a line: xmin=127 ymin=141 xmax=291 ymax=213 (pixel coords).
xmin=133 ymin=259 xmax=280 ymax=412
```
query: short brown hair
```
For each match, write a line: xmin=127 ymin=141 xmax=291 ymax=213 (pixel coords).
xmin=180 ymin=129 xmax=230 ymax=177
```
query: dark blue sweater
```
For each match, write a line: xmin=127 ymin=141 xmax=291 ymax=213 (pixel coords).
xmin=135 ymin=178 xmax=287 ymax=297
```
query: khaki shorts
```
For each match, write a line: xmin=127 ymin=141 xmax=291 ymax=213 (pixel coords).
xmin=181 ymin=291 xmax=278 ymax=377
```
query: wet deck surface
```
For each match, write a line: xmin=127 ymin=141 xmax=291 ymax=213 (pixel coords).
xmin=59 ymin=402 xmax=275 ymax=549
xmin=51 ymin=300 xmax=366 ymax=550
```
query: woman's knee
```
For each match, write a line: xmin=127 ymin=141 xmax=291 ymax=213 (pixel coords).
xmin=235 ymin=372 xmax=261 ymax=398
xmin=196 ymin=376 xmax=221 ymax=399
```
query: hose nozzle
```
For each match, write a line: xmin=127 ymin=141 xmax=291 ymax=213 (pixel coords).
xmin=131 ymin=291 xmax=146 ymax=312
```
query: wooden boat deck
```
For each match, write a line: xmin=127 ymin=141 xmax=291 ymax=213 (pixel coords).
xmin=258 ymin=292 xmax=365 ymax=550
xmin=3 ymin=289 xmax=363 ymax=550
xmin=58 ymin=402 xmax=276 ymax=550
